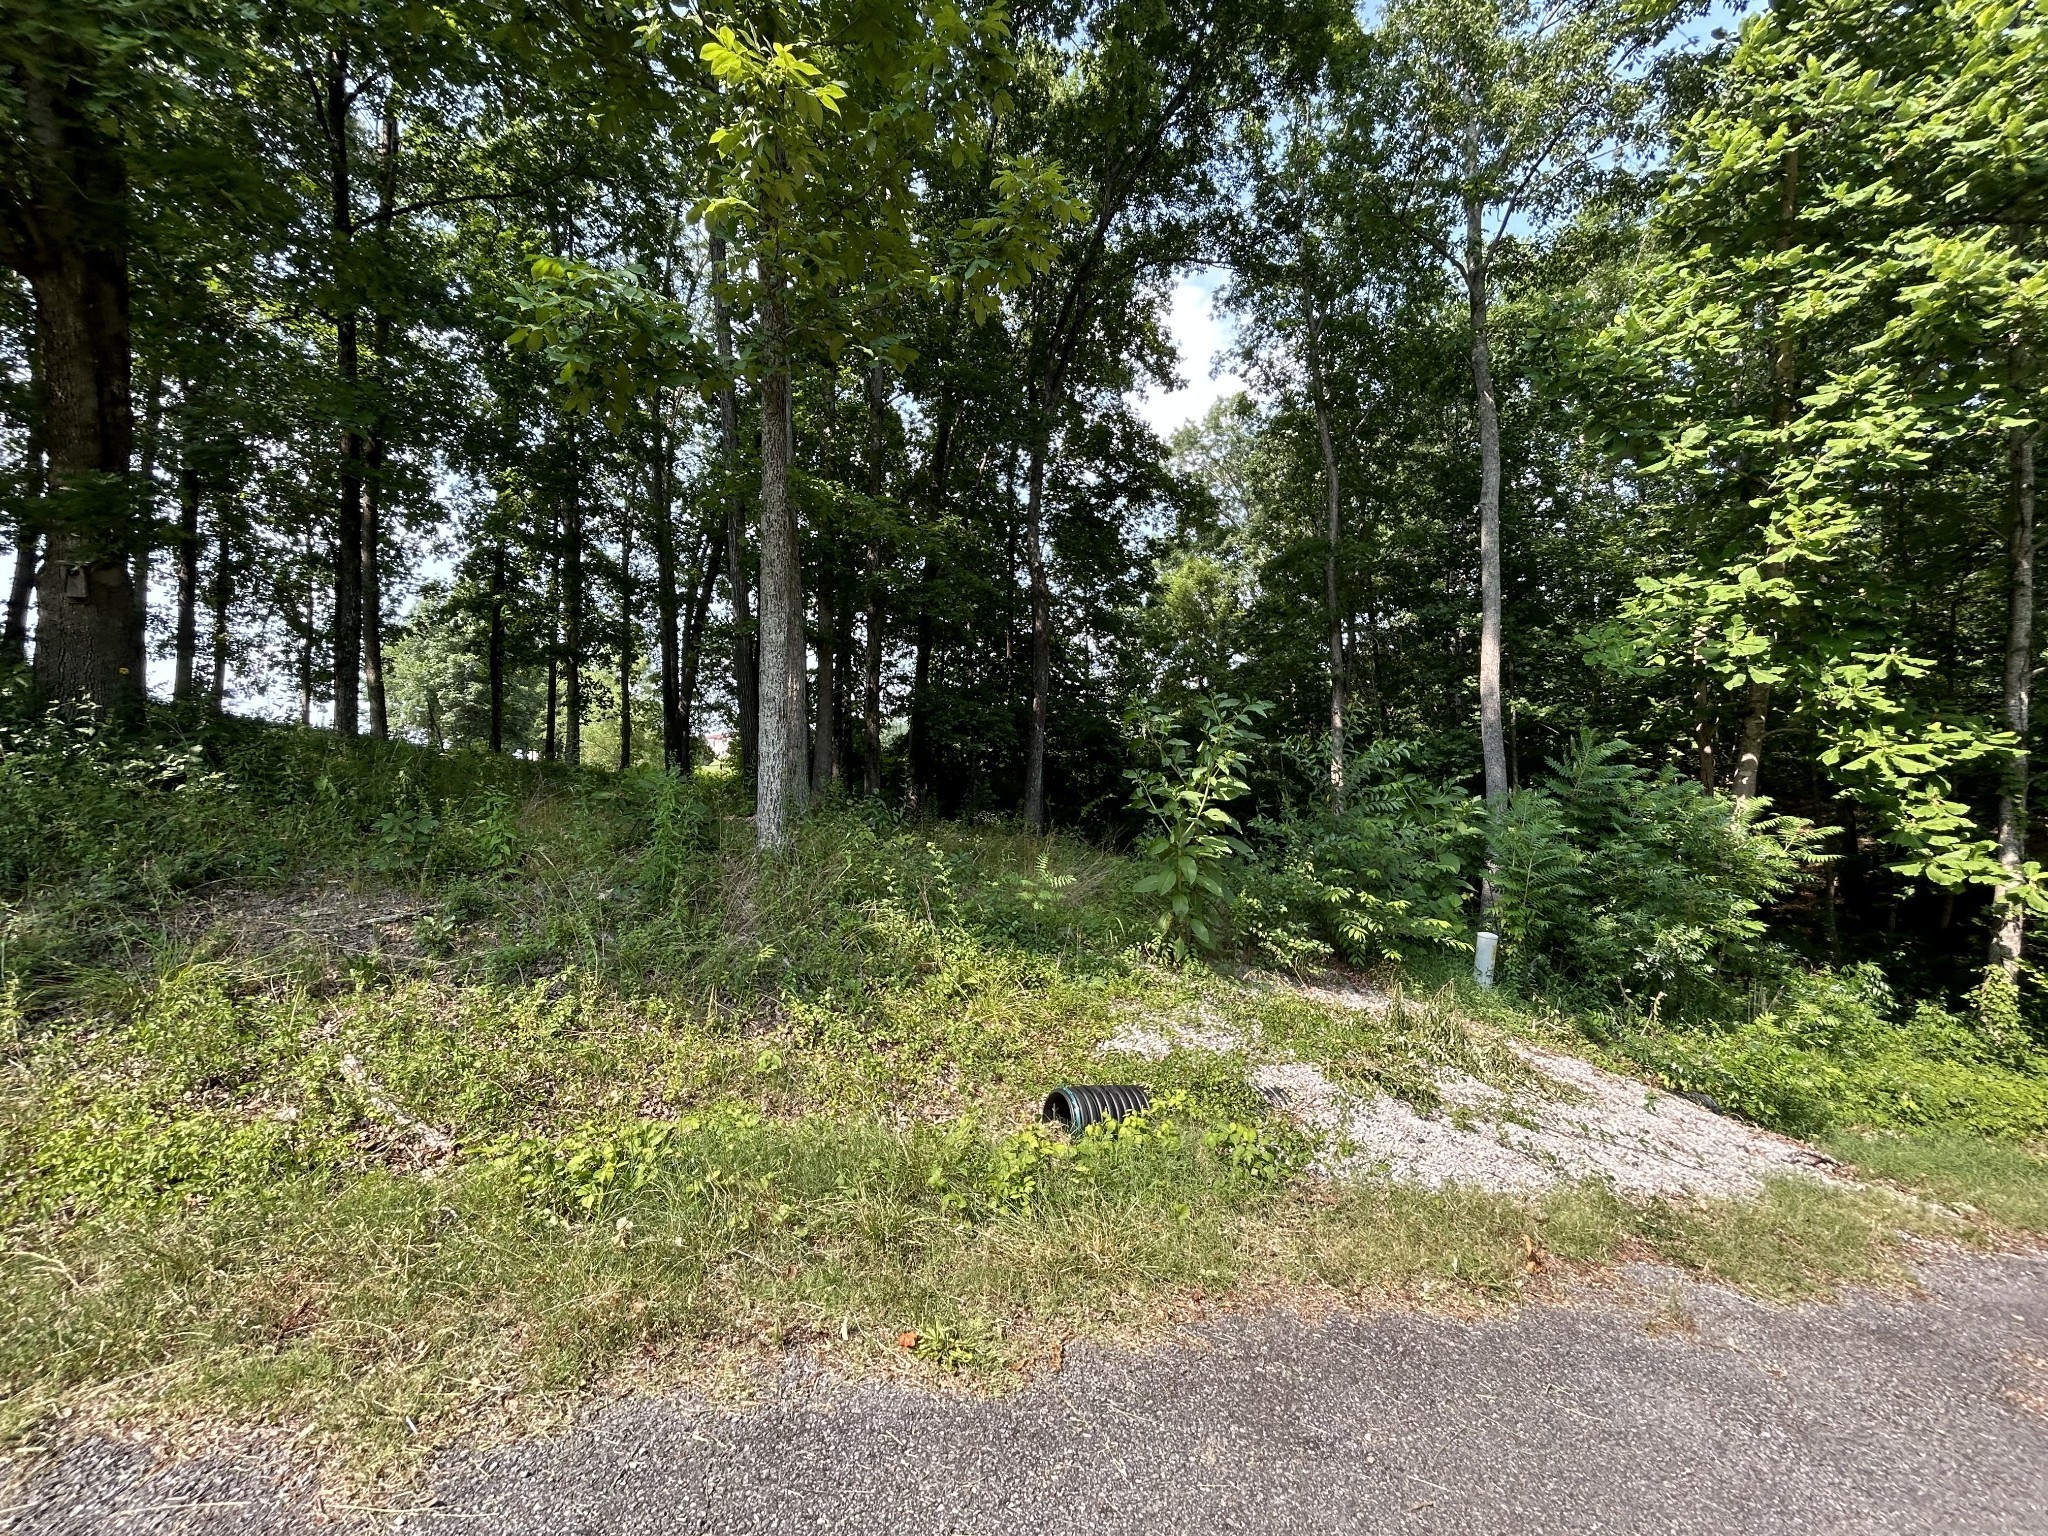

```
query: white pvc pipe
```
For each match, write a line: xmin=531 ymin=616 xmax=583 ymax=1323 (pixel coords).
xmin=1474 ymin=931 xmax=1499 ymax=989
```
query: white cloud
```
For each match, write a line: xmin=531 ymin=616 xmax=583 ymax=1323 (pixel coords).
xmin=1133 ymin=269 xmax=1243 ymax=439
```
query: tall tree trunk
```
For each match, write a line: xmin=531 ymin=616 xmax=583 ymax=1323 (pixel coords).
xmin=1732 ymin=146 xmax=1803 ymax=810
xmin=1021 ymin=431 xmax=1052 ymax=831
xmin=1361 ymin=534 xmax=1388 ymax=736
xmin=325 ymin=44 xmax=363 ymax=739
xmin=1466 ymin=195 xmax=1507 ymax=815
xmin=754 ymin=265 xmax=802 ymax=849
xmin=487 ymin=544 xmax=505 ymax=753
xmin=14 ymin=67 xmax=142 ymax=713
xmin=297 ymin=550 xmax=314 ymax=725
xmin=863 ymin=546 xmax=884 ymax=795
xmin=564 ymin=442 xmax=583 ymax=767
xmin=173 ymin=453 xmax=200 ymax=699
xmin=1020 ymin=321 xmax=1062 ymax=833
xmin=131 ymin=364 xmax=162 ymax=677
xmin=649 ymin=411 xmax=685 ymax=772
xmin=618 ymin=504 xmax=634 ymax=771
xmin=813 ymin=577 xmax=838 ymax=790
xmin=835 ymin=591 xmax=855 ymax=781
xmin=710 ymin=235 xmax=757 ymax=778
xmin=1307 ymin=298 xmax=1346 ymax=814
xmin=4 ymin=523 xmax=37 ymax=664
xmin=863 ymin=362 xmax=888 ymax=795
xmin=543 ymin=540 xmax=559 ymax=760
xmin=1728 ymin=684 xmax=1770 ymax=803
xmin=362 ymin=100 xmax=396 ymax=741
xmin=4 ymin=339 xmax=45 ymax=666
xmin=909 ymin=391 xmax=956 ymax=812
xmin=1692 ymin=656 xmax=1718 ymax=790
xmin=362 ymin=435 xmax=386 ymax=738
xmin=908 ymin=587 xmax=933 ymax=811
xmin=208 ymin=520 xmax=230 ymax=710
xmin=678 ymin=519 xmax=718 ymax=768
xmin=1991 ymin=397 xmax=2036 ymax=978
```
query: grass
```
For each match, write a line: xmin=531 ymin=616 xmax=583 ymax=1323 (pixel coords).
xmin=1823 ymin=1130 xmax=2048 ymax=1232
xmin=1 ymin=709 xmax=2045 ymax=1484
xmin=0 ymin=1138 xmax=1976 ymax=1478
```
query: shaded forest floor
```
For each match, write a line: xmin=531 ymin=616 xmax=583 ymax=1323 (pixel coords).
xmin=3 ymin=716 xmax=2046 ymax=1489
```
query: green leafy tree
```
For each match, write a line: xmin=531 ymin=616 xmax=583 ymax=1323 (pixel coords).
xmin=1374 ymin=0 xmax=1676 ymax=837
xmin=1600 ymin=0 xmax=2048 ymax=957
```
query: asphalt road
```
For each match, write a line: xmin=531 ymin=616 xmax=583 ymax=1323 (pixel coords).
xmin=10 ymin=1252 xmax=2048 ymax=1535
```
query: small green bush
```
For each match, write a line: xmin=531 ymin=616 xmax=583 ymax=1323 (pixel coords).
xmin=1239 ymin=739 xmax=1476 ymax=968
xmin=1488 ymin=734 xmax=1824 ymax=1008
xmin=1598 ymin=964 xmax=2048 ymax=1139
xmin=1237 ymin=732 xmax=1819 ymax=1010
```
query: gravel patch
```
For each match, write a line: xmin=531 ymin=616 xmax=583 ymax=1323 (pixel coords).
xmin=1097 ymin=1014 xmax=1249 ymax=1061
xmin=1102 ymin=987 xmax=1838 ymax=1200
xmin=1256 ymin=1044 xmax=1837 ymax=1198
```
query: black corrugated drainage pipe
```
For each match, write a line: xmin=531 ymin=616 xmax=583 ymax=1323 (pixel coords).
xmin=1041 ymin=1084 xmax=1151 ymax=1134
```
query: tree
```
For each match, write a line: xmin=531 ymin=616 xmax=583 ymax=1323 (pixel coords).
xmin=1601 ymin=0 xmax=2048 ymax=959
xmin=1010 ymin=0 xmax=1337 ymax=830
xmin=1376 ymin=0 xmax=1672 ymax=829
xmin=0 ymin=2 xmax=187 ymax=710
xmin=692 ymin=1 xmax=1071 ymax=847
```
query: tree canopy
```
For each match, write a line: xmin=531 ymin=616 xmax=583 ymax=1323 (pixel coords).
xmin=3 ymin=0 xmax=2044 ymax=995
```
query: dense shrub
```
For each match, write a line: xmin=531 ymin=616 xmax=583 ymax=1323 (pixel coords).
xmin=1237 ymin=732 xmax=1819 ymax=1011
xmin=1236 ymin=740 xmax=1475 ymax=968
xmin=1596 ymin=964 xmax=2048 ymax=1141
xmin=1488 ymin=735 xmax=1824 ymax=1006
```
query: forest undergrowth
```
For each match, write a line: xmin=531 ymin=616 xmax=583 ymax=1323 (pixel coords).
xmin=3 ymin=710 xmax=2046 ymax=1479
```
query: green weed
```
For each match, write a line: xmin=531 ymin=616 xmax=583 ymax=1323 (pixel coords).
xmin=1823 ymin=1130 xmax=2048 ymax=1233
xmin=0 ymin=714 xmax=2039 ymax=1480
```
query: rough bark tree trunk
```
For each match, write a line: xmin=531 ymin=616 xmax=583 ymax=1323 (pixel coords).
xmin=208 ymin=520 xmax=230 ymax=710
xmin=618 ymin=503 xmax=634 ymax=771
xmin=4 ymin=523 xmax=37 ymax=664
xmin=1728 ymin=684 xmax=1771 ymax=803
xmin=173 ymin=453 xmax=200 ymax=699
xmin=813 ymin=577 xmax=838 ymax=791
xmin=1021 ymin=431 xmax=1052 ymax=831
xmin=1307 ymin=297 xmax=1346 ymax=814
xmin=361 ymin=103 xmax=396 ymax=742
xmin=14 ymin=67 xmax=142 ymax=713
xmin=4 ymin=341 xmax=45 ymax=665
xmin=1692 ymin=661 xmax=1718 ymax=790
xmin=362 ymin=435 xmax=386 ymax=738
xmin=649 ymin=411 xmax=685 ymax=772
xmin=325 ymin=44 xmax=363 ymax=739
xmin=564 ymin=440 xmax=583 ymax=767
xmin=908 ymin=590 xmax=933 ymax=812
xmin=678 ymin=520 xmax=718 ymax=768
xmin=835 ymin=591 xmax=855 ymax=781
xmin=710 ymin=235 xmax=757 ymax=779
xmin=753 ymin=265 xmax=802 ymax=849
xmin=908 ymin=388 xmax=955 ymax=812
xmin=297 ymin=614 xmax=313 ymax=726
xmin=543 ymin=540 xmax=559 ymax=760
xmin=1466 ymin=193 xmax=1507 ymax=816
xmin=487 ymin=543 xmax=505 ymax=753
xmin=1991 ymin=397 xmax=2036 ymax=977
xmin=131 ymin=365 xmax=161 ymax=674
xmin=1354 ymin=502 xmax=1388 ymax=736
xmin=863 ymin=363 xmax=888 ymax=796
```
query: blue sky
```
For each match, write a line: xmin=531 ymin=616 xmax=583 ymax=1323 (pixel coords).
xmin=1132 ymin=266 xmax=1242 ymax=438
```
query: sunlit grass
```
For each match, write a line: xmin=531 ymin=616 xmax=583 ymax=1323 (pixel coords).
xmin=3 ymin=719 xmax=2044 ymax=1481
